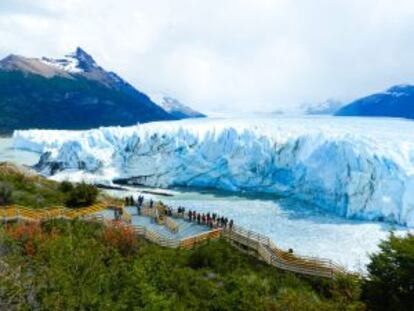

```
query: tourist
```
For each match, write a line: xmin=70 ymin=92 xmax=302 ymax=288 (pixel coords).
xmin=114 ymin=208 xmax=119 ymax=220
xmin=188 ymin=210 xmax=192 ymax=221
xmin=229 ymin=219 xmax=234 ymax=230
xmin=149 ymin=199 xmax=154 ymax=209
xmin=137 ymin=195 xmax=144 ymax=207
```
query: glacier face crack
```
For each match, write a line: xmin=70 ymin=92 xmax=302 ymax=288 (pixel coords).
xmin=13 ymin=117 xmax=414 ymax=226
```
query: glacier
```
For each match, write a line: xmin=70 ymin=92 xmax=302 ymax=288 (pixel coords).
xmin=13 ymin=116 xmax=414 ymax=226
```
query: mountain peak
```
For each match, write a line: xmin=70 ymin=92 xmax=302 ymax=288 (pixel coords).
xmin=66 ymin=47 xmax=97 ymax=71
xmin=39 ymin=47 xmax=98 ymax=74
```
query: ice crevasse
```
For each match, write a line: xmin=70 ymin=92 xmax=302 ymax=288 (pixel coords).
xmin=13 ymin=117 xmax=414 ymax=226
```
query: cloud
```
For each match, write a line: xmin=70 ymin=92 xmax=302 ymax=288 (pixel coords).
xmin=1 ymin=0 xmax=414 ymax=113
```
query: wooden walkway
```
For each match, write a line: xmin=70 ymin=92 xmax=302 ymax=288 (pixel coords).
xmin=0 ymin=204 xmax=346 ymax=278
xmin=222 ymin=225 xmax=345 ymax=278
xmin=0 ymin=203 xmax=108 ymax=222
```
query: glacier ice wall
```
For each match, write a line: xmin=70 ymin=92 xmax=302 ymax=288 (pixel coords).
xmin=13 ymin=117 xmax=414 ymax=226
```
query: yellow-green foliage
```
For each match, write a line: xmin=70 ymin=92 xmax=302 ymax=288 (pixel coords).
xmin=0 ymin=220 xmax=365 ymax=311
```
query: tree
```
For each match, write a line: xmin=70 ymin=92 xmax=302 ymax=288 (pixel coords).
xmin=59 ymin=180 xmax=74 ymax=193
xmin=0 ymin=181 xmax=13 ymax=206
xmin=65 ymin=182 xmax=98 ymax=208
xmin=363 ymin=233 xmax=414 ymax=311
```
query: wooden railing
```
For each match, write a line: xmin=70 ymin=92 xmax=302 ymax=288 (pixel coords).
xmin=222 ymin=225 xmax=344 ymax=278
xmin=179 ymin=229 xmax=222 ymax=249
xmin=140 ymin=207 xmax=156 ymax=218
xmin=164 ymin=216 xmax=179 ymax=233
xmin=0 ymin=203 xmax=109 ymax=222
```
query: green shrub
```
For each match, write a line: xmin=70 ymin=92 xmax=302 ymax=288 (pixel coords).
xmin=59 ymin=180 xmax=74 ymax=193
xmin=0 ymin=181 xmax=13 ymax=205
xmin=65 ymin=182 xmax=98 ymax=208
xmin=362 ymin=233 xmax=414 ymax=311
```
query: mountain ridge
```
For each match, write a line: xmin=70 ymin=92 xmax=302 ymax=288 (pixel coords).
xmin=0 ymin=48 xmax=177 ymax=134
xmin=335 ymin=84 xmax=414 ymax=119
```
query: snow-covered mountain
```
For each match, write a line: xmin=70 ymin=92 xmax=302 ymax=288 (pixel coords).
xmin=41 ymin=49 xmax=92 ymax=73
xmin=336 ymin=84 xmax=414 ymax=119
xmin=13 ymin=116 xmax=414 ymax=227
xmin=301 ymin=99 xmax=343 ymax=115
xmin=149 ymin=93 xmax=206 ymax=119
xmin=0 ymin=47 xmax=174 ymax=133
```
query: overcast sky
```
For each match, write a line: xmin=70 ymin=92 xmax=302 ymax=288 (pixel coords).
xmin=1 ymin=0 xmax=414 ymax=113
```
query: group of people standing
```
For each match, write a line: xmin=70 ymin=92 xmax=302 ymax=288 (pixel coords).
xmin=187 ymin=210 xmax=234 ymax=230
xmin=124 ymin=194 xmax=234 ymax=230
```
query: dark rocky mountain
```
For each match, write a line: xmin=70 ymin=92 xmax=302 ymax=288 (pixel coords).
xmin=0 ymin=48 xmax=175 ymax=134
xmin=335 ymin=84 xmax=414 ymax=119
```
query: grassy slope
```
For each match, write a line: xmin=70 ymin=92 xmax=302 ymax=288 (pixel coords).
xmin=0 ymin=162 xmax=117 ymax=208
xmin=0 ymin=162 xmax=67 ymax=208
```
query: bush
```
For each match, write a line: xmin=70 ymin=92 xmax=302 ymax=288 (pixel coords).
xmin=59 ymin=180 xmax=74 ymax=193
xmin=0 ymin=181 xmax=12 ymax=205
xmin=362 ymin=233 xmax=414 ymax=310
xmin=65 ymin=182 xmax=98 ymax=208
xmin=101 ymin=222 xmax=139 ymax=256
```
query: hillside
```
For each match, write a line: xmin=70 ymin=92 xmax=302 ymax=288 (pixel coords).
xmin=0 ymin=161 xmax=111 ymax=208
xmin=0 ymin=48 xmax=175 ymax=134
xmin=335 ymin=84 xmax=414 ymax=119
xmin=0 ymin=219 xmax=364 ymax=310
